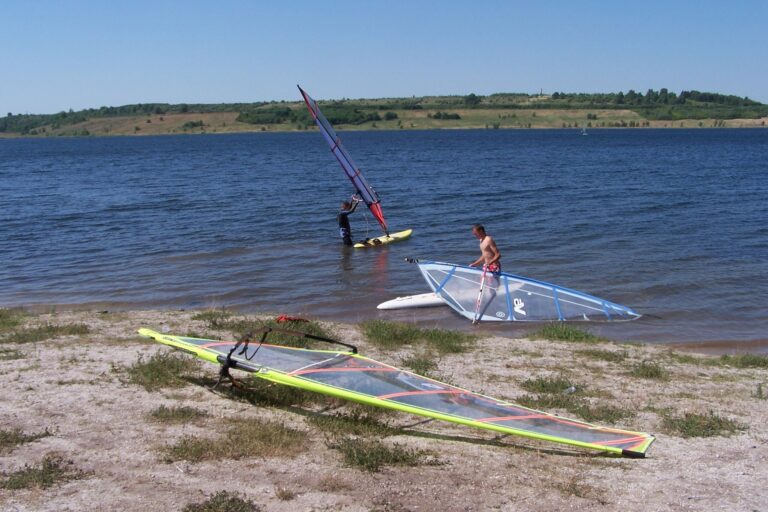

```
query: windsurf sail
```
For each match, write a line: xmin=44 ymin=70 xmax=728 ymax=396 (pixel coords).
xmin=409 ymin=259 xmax=641 ymax=322
xmin=298 ymin=85 xmax=388 ymax=234
xmin=139 ymin=327 xmax=654 ymax=457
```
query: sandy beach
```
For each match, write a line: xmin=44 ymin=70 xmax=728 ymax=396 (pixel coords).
xmin=1 ymin=308 xmax=766 ymax=511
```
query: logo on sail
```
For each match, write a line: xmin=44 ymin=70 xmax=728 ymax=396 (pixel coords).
xmin=513 ymin=298 xmax=527 ymax=316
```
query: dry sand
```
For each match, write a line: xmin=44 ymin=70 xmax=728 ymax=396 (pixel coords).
xmin=1 ymin=309 xmax=766 ymax=511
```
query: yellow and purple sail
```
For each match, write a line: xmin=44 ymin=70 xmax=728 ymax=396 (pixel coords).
xmin=139 ymin=328 xmax=655 ymax=457
xmin=298 ymin=85 xmax=388 ymax=235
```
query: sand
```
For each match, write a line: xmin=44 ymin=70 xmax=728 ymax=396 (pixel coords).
xmin=1 ymin=309 xmax=766 ymax=511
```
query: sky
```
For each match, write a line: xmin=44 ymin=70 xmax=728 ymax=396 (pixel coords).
xmin=2 ymin=0 xmax=767 ymax=115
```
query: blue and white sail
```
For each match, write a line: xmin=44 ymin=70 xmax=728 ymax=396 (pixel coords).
xmin=412 ymin=260 xmax=641 ymax=322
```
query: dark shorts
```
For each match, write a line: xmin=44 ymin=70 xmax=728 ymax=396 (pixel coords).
xmin=340 ymin=228 xmax=353 ymax=245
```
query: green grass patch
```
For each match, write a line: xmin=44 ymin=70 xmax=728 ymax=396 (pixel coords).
xmin=193 ymin=375 xmax=328 ymax=408
xmin=629 ymin=361 xmax=668 ymax=380
xmin=307 ymin=408 xmax=399 ymax=438
xmin=520 ymin=375 xmax=576 ymax=394
xmin=753 ymin=383 xmax=767 ymax=400
xmin=148 ymin=405 xmax=209 ymax=424
xmin=0 ymin=347 xmax=24 ymax=360
xmin=362 ymin=320 xmax=476 ymax=353
xmin=0 ymin=309 xmax=24 ymax=333
xmin=575 ymin=349 xmax=628 ymax=363
xmin=0 ymin=428 xmax=51 ymax=453
xmin=361 ymin=319 xmax=420 ymax=349
xmin=0 ymin=453 xmax=87 ymax=490
xmin=161 ymin=418 xmax=308 ymax=462
xmin=3 ymin=323 xmax=90 ymax=344
xmin=662 ymin=411 xmax=745 ymax=438
xmin=530 ymin=323 xmax=607 ymax=343
xmin=718 ymin=353 xmax=768 ymax=369
xmin=400 ymin=353 xmax=438 ymax=377
xmin=665 ymin=351 xmax=708 ymax=365
xmin=516 ymin=393 xmax=634 ymax=424
xmin=123 ymin=351 xmax=200 ymax=391
xmin=328 ymin=438 xmax=440 ymax=472
xmin=182 ymin=491 xmax=262 ymax=512
xmin=192 ymin=309 xmax=234 ymax=328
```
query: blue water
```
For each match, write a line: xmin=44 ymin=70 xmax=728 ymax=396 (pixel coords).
xmin=1 ymin=129 xmax=766 ymax=348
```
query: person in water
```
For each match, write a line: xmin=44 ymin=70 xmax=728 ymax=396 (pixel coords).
xmin=338 ymin=196 xmax=361 ymax=245
xmin=469 ymin=224 xmax=501 ymax=272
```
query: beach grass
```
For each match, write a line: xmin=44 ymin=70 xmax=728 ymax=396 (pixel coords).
xmin=718 ymin=353 xmax=768 ymax=369
xmin=0 ymin=428 xmax=51 ymax=453
xmin=0 ymin=453 xmax=88 ymax=490
xmin=575 ymin=349 xmax=629 ymax=363
xmin=400 ymin=353 xmax=439 ymax=378
xmin=194 ymin=375 xmax=327 ymax=408
xmin=161 ymin=418 xmax=308 ymax=462
xmin=275 ymin=486 xmax=296 ymax=501
xmin=327 ymin=438 xmax=439 ymax=472
xmin=122 ymin=351 xmax=200 ymax=391
xmin=661 ymin=411 xmax=745 ymax=438
xmin=3 ymin=323 xmax=90 ymax=344
xmin=0 ymin=309 xmax=24 ymax=332
xmin=307 ymin=408 xmax=399 ymax=438
xmin=520 ymin=375 xmax=577 ymax=394
xmin=182 ymin=491 xmax=262 ymax=512
xmin=362 ymin=319 xmax=476 ymax=353
xmin=148 ymin=405 xmax=209 ymax=424
xmin=0 ymin=347 xmax=24 ymax=360
xmin=530 ymin=323 xmax=608 ymax=344
xmin=629 ymin=361 xmax=669 ymax=380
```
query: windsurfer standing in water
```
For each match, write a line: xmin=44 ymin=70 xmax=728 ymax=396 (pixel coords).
xmin=469 ymin=224 xmax=501 ymax=272
xmin=338 ymin=195 xmax=361 ymax=246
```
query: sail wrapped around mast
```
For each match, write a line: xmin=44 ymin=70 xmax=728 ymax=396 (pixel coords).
xmin=298 ymin=85 xmax=388 ymax=234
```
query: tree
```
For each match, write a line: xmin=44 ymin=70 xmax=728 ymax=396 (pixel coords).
xmin=463 ymin=93 xmax=481 ymax=106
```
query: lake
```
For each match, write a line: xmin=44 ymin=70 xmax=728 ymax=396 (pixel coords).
xmin=1 ymin=128 xmax=766 ymax=350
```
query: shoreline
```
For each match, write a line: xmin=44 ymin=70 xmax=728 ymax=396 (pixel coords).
xmin=1 ymin=307 xmax=766 ymax=511
xmin=6 ymin=302 xmax=768 ymax=356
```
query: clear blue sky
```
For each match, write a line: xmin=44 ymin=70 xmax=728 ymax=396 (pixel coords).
xmin=2 ymin=0 xmax=766 ymax=115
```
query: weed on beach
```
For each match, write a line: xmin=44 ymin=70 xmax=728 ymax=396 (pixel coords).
xmin=362 ymin=319 xmax=476 ymax=353
xmin=3 ymin=323 xmax=90 ymax=344
xmin=0 ymin=428 xmax=51 ymax=453
xmin=194 ymin=311 xmax=333 ymax=349
xmin=148 ymin=405 xmax=209 ymax=424
xmin=530 ymin=323 xmax=608 ymax=344
xmin=661 ymin=411 xmax=745 ymax=438
xmin=520 ymin=375 xmax=577 ymax=394
xmin=307 ymin=407 xmax=399 ymax=438
xmin=122 ymin=351 xmax=200 ymax=391
xmin=575 ymin=349 xmax=628 ymax=363
xmin=0 ymin=309 xmax=24 ymax=333
xmin=192 ymin=309 xmax=234 ymax=328
xmin=753 ymin=383 xmax=767 ymax=400
xmin=182 ymin=490 xmax=262 ymax=512
xmin=161 ymin=418 xmax=308 ymax=462
xmin=0 ymin=347 xmax=24 ymax=360
xmin=629 ymin=361 xmax=669 ymax=380
xmin=327 ymin=437 xmax=440 ymax=472
xmin=192 ymin=375 xmax=327 ymax=408
xmin=400 ymin=353 xmax=439 ymax=377
xmin=0 ymin=453 xmax=88 ymax=490
xmin=718 ymin=353 xmax=768 ymax=369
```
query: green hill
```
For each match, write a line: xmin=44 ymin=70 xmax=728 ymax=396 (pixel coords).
xmin=2 ymin=89 xmax=766 ymax=137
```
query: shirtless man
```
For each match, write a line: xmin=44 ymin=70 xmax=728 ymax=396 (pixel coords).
xmin=469 ymin=224 xmax=501 ymax=272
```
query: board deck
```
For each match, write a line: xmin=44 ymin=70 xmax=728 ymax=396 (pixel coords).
xmin=354 ymin=228 xmax=413 ymax=248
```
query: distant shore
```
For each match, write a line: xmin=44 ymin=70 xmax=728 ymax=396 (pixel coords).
xmin=1 ymin=108 xmax=766 ymax=138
